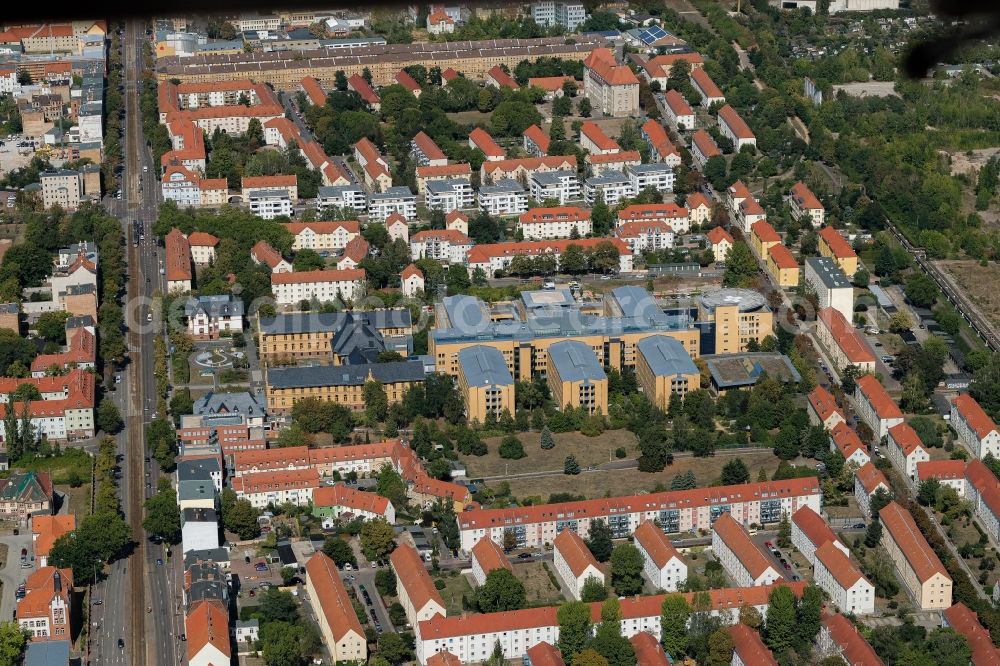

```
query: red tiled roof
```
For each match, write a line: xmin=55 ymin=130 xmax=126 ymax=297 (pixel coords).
xmin=467 ymin=237 xmax=632 ymax=265
xmin=857 ymin=375 xmax=903 ymax=420
xmin=285 ymin=221 xmax=360 ymax=235
xmin=395 ymin=70 xmax=421 ymax=93
xmin=818 ymin=308 xmax=876 ymax=365
xmin=251 ymin=240 xmax=285 ymax=269
xmin=728 ymin=180 xmax=752 ymax=201
xmin=483 ymin=155 xmax=576 ymax=177
xmin=554 ymin=529 xmax=601 ymax=578
xmin=186 ymin=599 xmax=230 ymax=661
xmin=588 ymin=150 xmax=640 ymax=166
xmin=525 ymin=642 xmax=565 ymax=666
xmin=31 ymin=514 xmax=75 ymax=559
xmin=165 ymin=228 xmax=192 ymax=282
xmin=411 ymin=229 xmax=472 ymax=245
xmin=943 ymin=603 xmax=1000 ymax=666
xmin=816 ymin=541 xmax=868 ymax=591
xmin=664 ymin=89 xmax=693 ymax=117
xmin=300 ymin=76 xmax=327 ymax=107
xmin=819 ymin=226 xmax=857 ymax=259
xmin=412 ymin=131 xmax=447 ymax=162
xmin=690 ymin=67 xmax=723 ymax=99
xmin=767 ymin=243 xmax=797 ymax=270
xmin=713 ymin=513 xmax=775 ymax=579
xmin=616 ymin=221 xmax=674 ymax=239
xmin=523 ymin=124 xmax=550 ymax=154
xmin=791 ymin=181 xmax=822 ymax=210
xmin=428 ymin=10 xmax=455 ymax=25
xmin=17 ymin=566 xmax=72 ymax=621
xmin=427 ymin=652 xmax=463 ymax=666
xmin=187 ymin=231 xmax=219 ymax=247
xmin=30 ymin=327 xmax=96 ymax=373
xmin=888 ymin=422 xmax=924 ymax=456
xmin=618 ymin=203 xmax=688 ymax=222
xmin=856 ymin=462 xmax=890 ymax=495
xmin=706 ymin=226 xmax=733 ymax=246
xmin=751 ymin=221 xmax=780 ymax=246
xmin=878 ymin=502 xmax=949 ymax=583
xmin=305 ymin=552 xmax=366 ymax=642
xmin=917 ymin=459 xmax=966 ymax=482
xmin=645 ymin=52 xmax=705 ymax=78
xmin=953 ymin=394 xmax=998 ymax=440
xmin=718 ymin=104 xmax=755 ymax=140
xmin=808 ymin=386 xmax=844 ymax=424
xmin=792 ymin=506 xmax=840 ymax=550
xmin=242 ymin=174 xmax=297 ymax=190
xmin=401 ymin=264 xmax=423 ymax=280
xmin=270 ymin=268 xmax=365 ymax=285
xmin=446 ymin=211 xmax=468 ymax=224
xmin=580 ymin=121 xmax=619 ymax=152
xmin=830 ymin=422 xmax=867 ymax=460
xmin=340 ymin=236 xmax=370 ymax=264
xmin=519 ymin=206 xmax=589 ymax=224
xmin=584 ymin=48 xmax=639 ymax=86
xmin=629 ymin=632 xmax=670 ymax=665
xmin=471 ymin=536 xmax=512 ymax=575
xmin=740 ymin=197 xmax=765 ymax=217
xmin=641 ymin=119 xmax=677 ymax=159
xmin=634 ymin=520 xmax=681 ymax=569
xmin=312 ymin=483 xmax=389 ymax=516
xmin=528 ymin=76 xmax=577 ymax=92
xmin=390 ymin=543 xmax=445 ymax=614
xmin=486 ymin=64 xmax=518 ymax=89
xmin=416 ymin=163 xmax=472 ymax=179
xmin=822 ymin=614 xmax=884 ymax=666
xmin=469 ymin=127 xmax=505 ymax=159
xmin=441 ymin=68 xmax=459 ymax=82
xmin=729 ymin=624 xmax=778 ymax=666
xmin=692 ymin=129 xmax=720 ymax=158
xmin=347 ymin=74 xmax=379 ymax=105
xmin=231 ymin=468 xmax=320 ymax=494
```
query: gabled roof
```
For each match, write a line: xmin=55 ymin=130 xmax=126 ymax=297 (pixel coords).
xmin=713 ymin=513 xmax=775 ymax=579
xmin=817 ymin=540 xmax=869 ymax=590
xmin=270 ymin=268 xmax=366 ymax=285
xmin=427 ymin=652 xmax=463 ymax=666
xmin=519 ymin=206 xmax=589 ymax=223
xmin=692 ymin=129 xmax=720 ymax=158
xmin=917 ymin=459 xmax=966 ymax=482
xmin=856 ymin=375 xmax=902 ymax=420
xmin=529 ymin=75 xmax=577 ymax=92
xmin=186 ymin=599 xmax=230 ymax=661
xmin=554 ymin=529 xmax=601 ymax=578
xmin=312 ymin=483 xmax=389 ymax=516
xmin=401 ymin=264 xmax=423 ymax=281
xmin=580 ymin=121 xmax=619 ymax=152
xmin=395 ymin=70 xmax=421 ymax=93
xmin=888 ymin=422 xmax=924 ymax=456
xmin=943 ymin=603 xmax=1000 ymax=666
xmin=817 ymin=308 xmax=876 ymax=364
xmin=964 ymin=460 xmax=1000 ymax=521
xmin=523 ymin=124 xmax=550 ymax=153
xmin=808 ymin=385 xmax=844 ymax=424
xmin=729 ymin=624 xmax=777 ymax=666
xmin=584 ymin=48 xmax=639 ymax=86
xmin=634 ymin=520 xmax=681 ymax=569
xmin=822 ymin=614 xmax=883 ymax=666
xmin=664 ymin=89 xmax=693 ymax=117
xmin=31 ymin=514 xmax=75 ymax=559
xmin=412 ymin=131 xmax=447 ymax=161
xmin=486 ymin=64 xmax=518 ymax=89
xmin=767 ymin=243 xmax=797 ymax=270
xmin=792 ymin=506 xmax=840 ymax=550
xmin=390 ymin=543 xmax=445 ymax=613
xmin=629 ymin=632 xmax=670 ymax=665
xmin=187 ymin=231 xmax=219 ymax=247
xmin=878 ymin=502 xmax=949 ymax=583
xmin=690 ymin=67 xmax=723 ymax=99
xmin=285 ymin=220 xmax=360 ymax=235
xmin=525 ymin=642 xmax=565 ymax=666
xmin=641 ymin=119 xmax=678 ymax=159
xmin=856 ymin=462 xmax=890 ymax=495
xmin=953 ymin=394 xmax=999 ymax=439
xmin=304 ymin=552 xmax=365 ymax=642
xmin=469 ymin=127 xmax=505 ymax=159
xmin=251 ymin=240 xmax=286 ymax=269
xmin=718 ymin=104 xmax=755 ymax=140
xmin=830 ymin=422 xmax=866 ymax=460
xmin=791 ymin=181 xmax=822 ymax=210
xmin=347 ymin=73 xmax=379 ymax=105
xmin=819 ymin=226 xmax=857 ymax=259
xmin=706 ymin=226 xmax=733 ymax=245
xmin=300 ymin=75 xmax=327 ymax=107
xmin=471 ymin=536 xmax=512 ymax=576
xmin=416 ymin=163 xmax=472 ymax=179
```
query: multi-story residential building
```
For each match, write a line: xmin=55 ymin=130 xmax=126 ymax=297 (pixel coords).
xmin=965 ymin=459 xmax=1000 ymax=546
xmin=547 ymin=340 xmax=608 ymax=415
xmin=0 ymin=371 xmax=95 ymax=444
xmin=304 ymin=553 xmax=367 ymax=662
xmin=640 ymin=53 xmax=704 ymax=87
xmin=531 ymin=2 xmax=587 ymax=30
xmin=186 ymin=599 xmax=231 ymax=666
xmin=706 ymin=226 xmax=733 ymax=263
xmin=231 ymin=468 xmax=320 ymax=508
xmin=458 ymin=475 xmax=820 ymax=552
xmin=663 ymin=90 xmax=695 ymax=131
xmin=634 ymin=335 xmax=699 ymax=410
xmin=160 ymin=164 xmax=228 ymax=208
xmin=717 ymin=104 xmax=756 ymax=150
xmin=410 ymin=229 xmax=474 ymax=265
xmin=255 ymin=310 xmax=413 ymax=366
xmin=166 ymin=228 xmax=193 ymax=292
xmin=855 ymin=462 xmax=890 ymax=520
xmin=316 ymin=185 xmax=368 ymax=212
xmin=401 ymin=264 xmax=424 ymax=298
xmin=626 ymin=163 xmax=674 ymax=194
xmin=250 ymin=240 xmax=291 ymax=273
xmin=457 ymin=345 xmax=515 ymax=423
xmin=766 ymin=244 xmax=799 ymax=288
xmin=427 ymin=9 xmax=456 ymax=34
xmin=817 ymin=614 xmax=882 ymax=665
xmin=31 ymin=515 xmax=75 ymax=568
xmin=425 ymin=179 xmax=475 ymax=213
xmin=479 ymin=179 xmax=528 ymax=216
xmin=391 ymin=543 xmax=447 ymax=627
xmin=855 ymin=375 xmax=904 ymax=439
xmin=691 ymin=129 xmax=721 ymax=169
xmin=942 ymin=602 xmax=1000 ymax=664
xmin=247 ymin=188 xmax=293 ymax=219
xmin=484 ymin=64 xmax=519 ymax=90
xmin=641 ymin=119 xmax=681 ymax=167
xmin=615 ymin=221 xmax=675 ymax=255
xmin=16 ymin=567 xmax=72 ymax=641
xmin=580 ymin=121 xmax=619 ymax=155
xmin=553 ymin=529 xmax=604 ymax=600
xmin=482 ymin=155 xmax=577 ymax=185
xmin=416 ymin=164 xmax=473 ymax=195
xmin=470 ymin=537 xmax=512 ymax=587
xmin=469 ymin=127 xmax=505 ymax=162
xmin=312 ymin=483 xmax=395 ymax=524
xmin=177 ymin=458 xmax=223 ymax=493
xmin=386 ymin=213 xmax=409 ymax=243
xmin=158 ymin=80 xmax=284 ymax=136
xmin=40 ymin=170 xmax=81 ymax=211
xmin=241 ymin=174 xmax=298 ymax=204
xmin=181 ymin=508 xmax=220 ymax=554
xmin=617 ymin=203 xmax=690 ymax=234
xmin=830 ymin=423 xmax=870 ymax=467
xmin=270 ymin=268 xmax=366 ymax=305
xmin=411 ymin=131 xmax=448 ymax=167
xmin=791 ymin=506 xmax=849 ymax=566
xmin=730 ymin=623 xmax=778 ymax=666
xmin=917 ymin=460 xmax=966 ymax=496
xmin=951 ymin=394 xmax=1000 ymax=459
xmin=287 ymin=220 xmax=360 ymax=252
xmin=368 ymin=186 xmax=417 ymax=220
xmin=634 ymin=520 xmax=687 ymax=592
xmin=818 ymin=226 xmax=858 ymax=277
xmin=30 ymin=327 xmax=96 ymax=378
xmin=806 ymin=258 xmax=853 ymax=322
xmin=816 ymin=307 xmax=876 ymax=374
xmin=584 ymin=171 xmax=632 ymax=206
xmin=516 ymin=206 xmax=591 ymax=240
xmin=789 ymin=181 xmax=824 ymax=227
xmin=264 ymin=360 xmax=426 ymax=413
xmin=184 ymin=294 xmax=244 ymax=340
xmin=879 ymin=502 xmax=952 ymax=610
xmin=187 ymin=232 xmax=219 ymax=265
xmin=416 ymin=583 xmax=805 ymax=664
xmin=583 ymin=48 xmax=639 ymax=117
xmin=347 ymin=74 xmax=380 ymax=110
xmin=689 ymin=68 xmax=725 ymax=107
xmin=712 ymin=513 xmax=782 ymax=587
xmin=523 ymin=124 xmax=550 ymax=157
xmin=887 ymin=422 xmax=929 ymax=482
xmin=530 ymin=170 xmax=580 ymax=205
xmin=814 ymin=541 xmax=875 ymax=615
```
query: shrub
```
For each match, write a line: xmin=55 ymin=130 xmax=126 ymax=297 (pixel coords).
xmin=615 ymin=447 xmax=626 ymax=459
xmin=434 ymin=579 xmax=446 ymax=590
xmin=499 ymin=435 xmax=526 ymax=460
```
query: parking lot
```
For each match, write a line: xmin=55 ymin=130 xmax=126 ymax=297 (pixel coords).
xmin=750 ymin=534 xmax=805 ymax=583
xmin=0 ymin=135 xmax=74 ymax=173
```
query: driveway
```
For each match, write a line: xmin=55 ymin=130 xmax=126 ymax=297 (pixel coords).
xmin=0 ymin=531 xmax=33 ymax=621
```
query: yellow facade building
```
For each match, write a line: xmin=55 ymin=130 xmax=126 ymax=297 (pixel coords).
xmin=255 ymin=311 xmax=413 ymax=366
xmin=264 ymin=361 xmax=425 ymax=414
xmin=547 ymin=340 xmax=608 ymax=415
xmin=766 ymin=244 xmax=800 ymax=288
xmin=696 ymin=289 xmax=773 ymax=354
xmin=456 ymin=346 xmax=516 ymax=423
xmin=635 ymin=335 xmax=700 ymax=410
xmin=818 ymin=226 xmax=859 ymax=278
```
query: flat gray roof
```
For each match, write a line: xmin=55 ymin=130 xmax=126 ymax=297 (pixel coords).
xmin=548 ymin=340 xmax=606 ymax=383
xmin=586 ymin=171 xmax=630 ymax=186
xmin=805 ymin=256 xmax=851 ymax=290
xmin=258 ymin=310 xmax=411 ymax=335
xmin=637 ymin=335 xmax=698 ymax=377
xmin=267 ymin=360 xmax=425 ymax=389
xmin=369 ymin=186 xmax=414 ymax=201
xmin=480 ymin=179 xmax=523 ymax=194
xmin=532 ymin=170 xmax=577 ymax=185
xmin=442 ymin=294 xmax=491 ymax=335
xmin=610 ymin=286 xmax=671 ymax=325
xmin=697 ymin=288 xmax=767 ymax=313
xmin=425 ymin=178 xmax=471 ymax=194
xmin=457 ymin=345 xmax=514 ymax=387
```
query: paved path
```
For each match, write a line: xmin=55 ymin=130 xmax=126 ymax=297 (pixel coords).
xmin=0 ymin=532 xmax=32 ymax=623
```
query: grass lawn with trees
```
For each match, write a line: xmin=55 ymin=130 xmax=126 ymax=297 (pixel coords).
xmin=513 ymin=561 xmax=565 ymax=606
xmin=463 ymin=429 xmax=640 ymax=478
xmin=432 ymin=571 xmax=475 ymax=616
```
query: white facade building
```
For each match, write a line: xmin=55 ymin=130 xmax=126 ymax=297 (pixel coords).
xmin=634 ymin=521 xmax=687 ymax=592
xmin=711 ymin=513 xmax=781 ymax=588
xmin=247 ymin=189 xmax=293 ymax=220
xmin=368 ymin=186 xmax=417 ymax=221
xmin=583 ymin=172 xmax=632 ymax=206
xmin=951 ymin=394 xmax=1000 ymax=460
xmin=478 ymin=180 xmax=528 ymax=217
xmin=814 ymin=541 xmax=876 ymax=615
xmin=270 ymin=269 xmax=366 ymax=305
xmin=529 ymin=170 xmax=580 ymax=206
xmin=425 ymin=179 xmax=475 ymax=213
xmin=626 ymin=163 xmax=674 ymax=195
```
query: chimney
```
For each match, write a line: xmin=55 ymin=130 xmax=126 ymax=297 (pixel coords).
xmin=53 ymin=570 xmax=61 ymax=593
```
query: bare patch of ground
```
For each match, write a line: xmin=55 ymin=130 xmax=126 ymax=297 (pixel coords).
xmin=831 ymin=81 xmax=899 ymax=98
xmin=937 ymin=260 xmax=1000 ymax=330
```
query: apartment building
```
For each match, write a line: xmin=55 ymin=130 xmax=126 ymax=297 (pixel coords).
xmin=641 ymin=53 xmax=704 ymax=88
xmin=523 ymin=124 xmax=550 ymax=157
xmin=411 ymin=131 xmax=448 ymax=167
xmin=30 ymin=327 xmax=96 ymax=377
xmin=40 ymin=170 xmax=81 ymax=211
xmin=791 ymin=506 xmax=849 ymax=566
xmin=855 ymin=375 xmax=904 ymax=439
xmin=580 ymin=121 xmax=619 ymax=155
xmin=691 ymin=129 xmax=721 ymax=168
xmin=789 ymin=181 xmax=824 ymax=227
xmin=255 ymin=310 xmax=413 ymax=366
xmin=158 ymin=80 xmax=283 ymax=135
xmin=696 ymin=288 xmax=774 ymax=355
xmin=484 ymin=64 xmax=519 ymax=89
xmin=31 ymin=515 xmax=75 ymax=568
xmin=855 ymin=462 xmax=890 ymax=520
xmin=917 ymin=460 xmax=966 ymax=496
xmin=264 ymin=360 xmax=425 ymax=413
xmin=964 ymin=460 xmax=1000 ymax=547
xmin=187 ymin=232 xmax=219 ymax=265
xmin=410 ymin=230 xmax=474 ymax=265
xmin=416 ymin=583 xmax=805 ymax=664
xmin=166 ymin=228 xmax=193 ymax=293
xmin=0 ymin=370 xmax=95 ymax=443
xmin=469 ymin=127 xmax=505 ymax=162
xmin=816 ymin=307 xmax=876 ymax=374
xmin=516 ymin=206 xmax=591 ymax=240
xmin=186 ymin=600 xmax=231 ymax=666
xmin=425 ymin=179 xmax=475 ymax=213
xmin=627 ymin=163 xmax=674 ymax=194
xmin=942 ymin=602 xmax=1000 ymax=665
xmin=553 ymin=529 xmax=604 ymax=600
xmin=249 ymin=241 xmax=290 ymax=273
xmin=181 ymin=508 xmax=220 ymax=554
xmin=160 ymin=164 xmax=228 ymax=208
xmin=270 ymin=268 xmax=365 ymax=305
xmin=951 ymin=394 xmax=1000 ymax=459
xmin=417 ymin=164 xmax=473 ymax=195
xmin=766 ymin=244 xmax=799 ymax=288
xmin=663 ymin=90 xmax=695 ymax=131
xmin=479 ymin=180 xmax=528 ymax=216
xmin=807 ymin=386 xmax=845 ymax=431
xmin=634 ymin=520 xmax=687 ymax=592
xmin=818 ymin=226 xmax=858 ymax=277
xmin=391 ymin=544 xmax=446 ymax=627
xmin=887 ymin=422 xmax=929 ymax=482
xmin=730 ymin=623 xmax=778 ymax=666
xmin=466 ymin=237 xmax=633 ymax=275
xmin=805 ymin=258 xmax=853 ymax=321
xmin=312 ymin=484 xmax=395 ymax=524
xmin=583 ymin=48 xmax=639 ymax=117
xmin=615 ymin=221 xmax=675 ymax=255
xmin=634 ymin=335 xmax=699 ymax=410
xmin=241 ymin=174 xmax=298 ymax=203
xmin=304 ymin=553 xmax=367 ymax=662
xmin=287 ymin=221 xmax=360 ymax=252
xmin=387 ymin=214 xmax=410 ymax=243
xmin=231 ymin=468 xmax=320 ymax=508
xmin=547 ymin=340 xmax=608 ymax=415
xmin=584 ymin=171 xmax=632 ymax=206
xmin=879 ymin=502 xmax=952 ymax=609
xmin=641 ymin=119 xmax=681 ymax=167
xmin=690 ymin=68 xmax=725 ymax=106
xmin=316 ymin=185 xmax=367 ymax=212
xmin=184 ymin=294 xmax=244 ymax=340
xmin=712 ymin=513 xmax=782 ymax=587
xmin=717 ymin=104 xmax=756 ymax=150
xmin=814 ymin=541 xmax=875 ymax=615
xmin=617 ymin=203 xmax=690 ymax=234
xmin=482 ymin=155 xmax=577 ymax=185
xmin=749 ymin=221 xmax=779 ymax=260
xmin=401 ymin=264 xmax=424 ymax=298
xmin=817 ymin=614 xmax=882 ymax=666
xmin=0 ymin=472 xmax=52 ymax=520
xmin=706 ymin=226 xmax=732 ymax=263
xmin=368 ymin=187 xmax=417 ymax=220
xmin=830 ymin=422 xmax=870 ymax=467
xmin=347 ymin=74 xmax=380 ymax=110
xmin=16 ymin=567 xmax=72 ymax=641
xmin=470 ymin=537 xmax=512 ymax=587
xmin=457 ymin=345 xmax=515 ymax=423
xmin=530 ymin=170 xmax=580 ymax=205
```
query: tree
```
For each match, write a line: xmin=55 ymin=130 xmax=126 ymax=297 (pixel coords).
xmin=904 ymin=273 xmax=938 ymax=309
xmin=870 ymin=487 xmax=893 ymax=517
xmin=971 ymin=352 xmax=1000 ymax=419
xmin=292 ymin=248 xmax=326 ymax=272
xmin=564 ymin=455 xmax=581 ymax=475
xmin=377 ymin=631 xmax=411 ymax=664
xmin=764 ymin=585 xmax=797 ymax=653
xmin=610 ymin=543 xmax=644 ymax=596
xmin=35 ymin=310 xmax=70 ymax=344
xmin=925 ymin=628 xmax=971 ymax=666
xmin=557 ymin=601 xmax=593 ymax=660
xmin=322 ymin=537 xmax=357 ymax=567
xmin=581 ymin=576 xmax=609 ymax=602
xmin=97 ymin=399 xmax=123 ymax=434
xmin=795 ymin=585 xmax=823 ymax=655
xmin=360 ymin=518 xmax=396 ymax=561
xmin=577 ymin=97 xmax=592 ymax=117
xmin=739 ymin=603 xmax=763 ymax=629
xmin=375 ymin=569 xmax=397 ymax=596
xmin=707 ymin=628 xmax=735 ymax=666
xmin=865 ymin=519 xmax=883 ymax=548
xmin=220 ymin=488 xmax=261 ymax=540
xmin=363 ymin=380 xmax=389 ymax=423
xmin=571 ymin=650 xmax=609 ymax=666
xmin=720 ymin=458 xmax=750 ymax=485
xmin=142 ymin=487 xmax=181 ymax=544
xmin=376 ymin=463 xmax=408 ymax=508
xmin=660 ymin=594 xmax=690 ymax=657
xmin=477 ymin=568 xmax=527 ymax=613
xmin=540 ymin=427 xmax=555 ymax=449
xmin=723 ymin=242 xmax=758 ymax=287
xmin=499 ymin=434 xmax=526 ymax=459
xmin=591 ymin=598 xmax=636 ymax=666
xmin=586 ymin=519 xmax=613 ymax=562
xmin=0 ymin=621 xmax=28 ymax=666
xmin=777 ymin=513 xmax=791 ymax=548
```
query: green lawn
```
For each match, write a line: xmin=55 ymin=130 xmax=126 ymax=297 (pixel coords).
xmin=15 ymin=450 xmax=92 ymax=485
xmin=432 ymin=572 xmax=473 ymax=615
